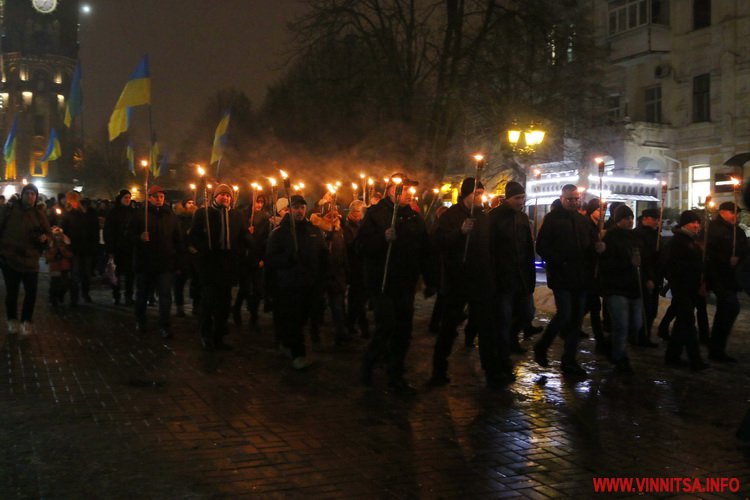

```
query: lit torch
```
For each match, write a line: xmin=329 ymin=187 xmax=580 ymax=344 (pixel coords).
xmin=280 ymin=169 xmax=297 ymax=252
xmin=657 ymin=180 xmax=668 ymax=251
xmin=382 ymin=177 xmax=404 ymax=292
xmin=197 ymin=165 xmax=211 ymax=249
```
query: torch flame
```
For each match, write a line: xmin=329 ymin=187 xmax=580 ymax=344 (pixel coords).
xmin=189 ymin=183 xmax=196 ymax=190
xmin=269 ymin=177 xmax=277 ymax=187
xmin=197 ymin=166 xmax=206 ymax=176
xmin=279 ymin=170 xmax=288 ymax=180
xmin=359 ymin=173 xmax=365 ymax=179
xmin=140 ymin=160 xmax=148 ymax=168
xmin=433 ymin=188 xmax=439 ymax=194
xmin=408 ymin=187 xmax=416 ymax=195
xmin=299 ymin=182 xmax=305 ymax=189
xmin=368 ymin=178 xmax=374 ymax=185
xmin=351 ymin=182 xmax=358 ymax=190
xmin=392 ymin=177 xmax=402 ymax=185
xmin=731 ymin=177 xmax=741 ymax=186
xmin=473 ymin=154 xmax=484 ymax=162
xmin=55 ymin=208 xmax=62 ymax=215
xmin=232 ymin=185 xmax=239 ymax=192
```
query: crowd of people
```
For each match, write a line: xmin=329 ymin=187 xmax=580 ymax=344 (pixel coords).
xmin=0 ymin=173 xmax=748 ymax=393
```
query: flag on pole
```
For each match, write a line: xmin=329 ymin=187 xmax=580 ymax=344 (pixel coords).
xmin=210 ymin=110 xmax=230 ymax=165
xmin=108 ymin=55 xmax=151 ymax=141
xmin=3 ymin=115 xmax=18 ymax=179
xmin=150 ymin=140 xmax=161 ymax=177
xmin=127 ymin=141 xmax=135 ymax=175
xmin=156 ymin=148 xmax=169 ymax=179
xmin=64 ymin=61 xmax=82 ymax=128
xmin=41 ymin=128 xmax=61 ymax=162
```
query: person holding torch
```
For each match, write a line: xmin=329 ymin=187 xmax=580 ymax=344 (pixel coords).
xmin=705 ymin=198 xmax=748 ymax=362
xmin=358 ymin=172 xmax=436 ymax=393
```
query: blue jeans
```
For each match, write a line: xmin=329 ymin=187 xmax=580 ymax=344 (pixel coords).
xmin=606 ymin=295 xmax=642 ymax=363
xmin=537 ymin=289 xmax=586 ymax=364
xmin=497 ymin=292 xmax=534 ymax=347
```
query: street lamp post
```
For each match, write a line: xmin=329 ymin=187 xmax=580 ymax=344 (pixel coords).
xmin=506 ymin=122 xmax=545 ymax=186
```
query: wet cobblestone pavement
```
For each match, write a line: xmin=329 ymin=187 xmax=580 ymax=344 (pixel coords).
xmin=2 ymin=276 xmax=750 ymax=498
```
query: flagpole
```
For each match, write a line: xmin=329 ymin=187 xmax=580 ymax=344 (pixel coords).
xmin=141 ymin=159 xmax=149 ymax=241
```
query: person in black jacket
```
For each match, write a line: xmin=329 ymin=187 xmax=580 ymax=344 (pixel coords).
xmin=429 ymin=177 xmax=514 ymax=389
xmin=664 ymin=210 xmax=708 ymax=371
xmin=534 ymin=184 xmax=598 ymax=376
xmin=491 ymin=181 xmax=536 ymax=358
xmin=61 ymin=190 xmax=99 ymax=306
xmin=173 ymin=196 xmax=197 ymax=317
xmin=599 ymin=205 xmax=647 ymax=373
xmin=706 ymin=201 xmax=748 ymax=362
xmin=265 ymin=195 xmax=328 ymax=370
xmin=343 ymin=200 xmax=369 ymax=338
xmin=632 ymin=208 xmax=661 ymax=347
xmin=190 ymin=184 xmax=252 ymax=350
xmin=104 ymin=189 xmax=136 ymax=306
xmin=358 ymin=172 xmax=436 ymax=393
xmin=133 ymin=185 xmax=186 ymax=339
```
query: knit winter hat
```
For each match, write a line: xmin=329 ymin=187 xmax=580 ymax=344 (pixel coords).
xmin=460 ymin=177 xmax=484 ymax=200
xmin=290 ymin=194 xmax=307 ymax=207
xmin=613 ymin=204 xmax=634 ymax=222
xmin=719 ymin=201 xmax=739 ymax=212
xmin=504 ymin=181 xmax=525 ymax=199
xmin=641 ymin=208 xmax=659 ymax=219
xmin=678 ymin=210 xmax=700 ymax=226
xmin=276 ymin=197 xmax=289 ymax=212
xmin=213 ymin=184 xmax=233 ymax=198
xmin=21 ymin=183 xmax=39 ymax=197
xmin=148 ymin=185 xmax=165 ymax=196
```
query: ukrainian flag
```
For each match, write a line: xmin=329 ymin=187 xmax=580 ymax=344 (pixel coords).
xmin=210 ymin=110 xmax=230 ymax=165
xmin=64 ymin=61 xmax=83 ymax=128
xmin=108 ymin=56 xmax=151 ymax=141
xmin=150 ymin=139 xmax=160 ymax=177
xmin=127 ymin=141 xmax=135 ymax=175
xmin=41 ymin=128 xmax=61 ymax=162
xmin=3 ymin=116 xmax=18 ymax=179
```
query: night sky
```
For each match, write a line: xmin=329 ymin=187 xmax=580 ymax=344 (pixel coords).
xmin=78 ymin=0 xmax=306 ymax=150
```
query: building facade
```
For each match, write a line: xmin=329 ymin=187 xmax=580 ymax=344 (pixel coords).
xmin=596 ymin=0 xmax=750 ymax=210
xmin=1 ymin=0 xmax=79 ymax=197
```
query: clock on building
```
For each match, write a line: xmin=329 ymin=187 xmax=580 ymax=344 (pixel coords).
xmin=32 ymin=0 xmax=58 ymax=14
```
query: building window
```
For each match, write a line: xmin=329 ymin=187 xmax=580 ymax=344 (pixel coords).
xmin=691 ymin=165 xmax=711 ymax=208
xmin=607 ymin=94 xmax=622 ymax=121
xmin=609 ymin=0 xmax=654 ymax=35
xmin=693 ymin=0 xmax=711 ymax=30
xmin=692 ymin=74 xmax=710 ymax=122
xmin=651 ymin=0 xmax=669 ymax=25
xmin=645 ymin=85 xmax=662 ymax=123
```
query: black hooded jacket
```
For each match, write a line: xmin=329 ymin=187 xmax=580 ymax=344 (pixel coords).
xmin=706 ymin=215 xmax=749 ymax=293
xmin=535 ymin=207 xmax=593 ymax=291
xmin=265 ymin=213 xmax=328 ymax=291
xmin=489 ymin=203 xmax=535 ymax=295
xmin=133 ymin=203 xmax=186 ymax=274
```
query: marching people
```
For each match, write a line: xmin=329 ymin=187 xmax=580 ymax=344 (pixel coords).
xmin=430 ymin=177 xmax=514 ymax=389
xmin=490 ymin=181 xmax=536 ymax=359
xmin=265 ymin=194 xmax=328 ymax=369
xmin=598 ymin=205 xmax=647 ymax=374
xmin=706 ymin=201 xmax=748 ymax=362
xmin=133 ymin=185 xmax=186 ymax=339
xmin=343 ymin=199 xmax=369 ymax=339
xmin=173 ymin=196 xmax=197 ymax=317
xmin=190 ymin=184 xmax=251 ymax=350
xmin=358 ymin=172 xmax=436 ymax=393
xmin=664 ymin=210 xmax=708 ymax=371
xmin=633 ymin=208 xmax=661 ymax=347
xmin=233 ymin=193 xmax=269 ymax=329
xmin=583 ymin=198 xmax=608 ymax=353
xmin=0 ymin=183 xmax=50 ymax=335
xmin=310 ymin=205 xmax=351 ymax=345
xmin=104 ymin=189 xmax=137 ymax=306
xmin=534 ymin=184 xmax=598 ymax=376
xmin=61 ymin=190 xmax=99 ymax=306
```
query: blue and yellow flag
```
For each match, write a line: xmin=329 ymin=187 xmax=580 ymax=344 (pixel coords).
xmin=3 ymin=116 xmax=18 ymax=179
xmin=127 ymin=141 xmax=135 ymax=175
xmin=210 ymin=110 xmax=230 ymax=165
xmin=64 ymin=61 xmax=82 ymax=128
xmin=150 ymin=140 xmax=161 ymax=177
xmin=41 ymin=128 xmax=61 ymax=162
xmin=108 ymin=55 xmax=151 ymax=141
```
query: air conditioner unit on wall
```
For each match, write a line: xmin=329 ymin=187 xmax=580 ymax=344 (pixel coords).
xmin=654 ymin=63 xmax=672 ymax=79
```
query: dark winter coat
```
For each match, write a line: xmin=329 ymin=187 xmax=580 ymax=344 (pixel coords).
xmin=104 ymin=203 xmax=137 ymax=260
xmin=706 ymin=215 xmax=749 ymax=293
xmin=343 ymin=217 xmax=364 ymax=288
xmin=633 ymin=223 xmax=659 ymax=284
xmin=357 ymin=198 xmax=435 ymax=294
xmin=133 ymin=203 xmax=186 ymax=274
xmin=599 ymin=226 xmax=643 ymax=298
xmin=489 ymin=203 xmax=535 ymax=296
xmin=61 ymin=207 xmax=99 ymax=257
xmin=0 ymin=201 xmax=50 ymax=272
xmin=664 ymin=228 xmax=703 ymax=297
xmin=265 ymin=214 xmax=328 ymax=291
xmin=535 ymin=208 xmax=593 ymax=291
xmin=189 ymin=204 xmax=252 ymax=287
xmin=434 ymin=201 xmax=494 ymax=298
